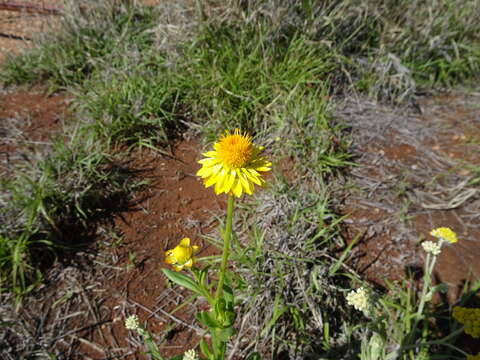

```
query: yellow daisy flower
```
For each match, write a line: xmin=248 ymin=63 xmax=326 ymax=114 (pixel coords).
xmin=197 ymin=129 xmax=272 ymax=197
xmin=430 ymin=227 xmax=458 ymax=243
xmin=164 ymin=237 xmax=199 ymax=271
xmin=452 ymin=306 xmax=480 ymax=339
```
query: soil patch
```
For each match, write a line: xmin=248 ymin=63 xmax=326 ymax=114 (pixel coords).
xmin=67 ymin=140 xmax=224 ymax=360
xmin=0 ymin=1 xmax=62 ymax=62
xmin=337 ymin=92 xmax=480 ymax=301
xmin=0 ymin=87 xmax=71 ymax=175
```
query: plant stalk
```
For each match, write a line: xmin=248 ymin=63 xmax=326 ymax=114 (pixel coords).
xmin=215 ymin=195 xmax=234 ymax=301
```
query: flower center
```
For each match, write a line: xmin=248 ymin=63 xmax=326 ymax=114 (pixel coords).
xmin=216 ymin=133 xmax=253 ymax=168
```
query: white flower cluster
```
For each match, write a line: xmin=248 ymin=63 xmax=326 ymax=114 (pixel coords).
xmin=421 ymin=241 xmax=441 ymax=256
xmin=125 ymin=315 xmax=140 ymax=330
xmin=346 ymin=287 xmax=373 ymax=317
xmin=183 ymin=349 xmax=198 ymax=360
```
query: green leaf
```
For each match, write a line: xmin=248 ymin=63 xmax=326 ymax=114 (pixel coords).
xmin=169 ymin=356 xmax=184 ymax=360
xmin=199 ymin=338 xmax=212 ymax=358
xmin=432 ymin=283 xmax=448 ymax=294
xmin=213 ymin=299 xmax=234 ymax=326
xmin=245 ymin=352 xmax=261 ymax=360
xmin=261 ymin=295 xmax=287 ymax=338
xmin=199 ymin=265 xmax=211 ymax=287
xmin=222 ymin=283 xmax=234 ymax=306
xmin=162 ymin=269 xmax=203 ymax=296
xmin=329 ymin=231 xmax=360 ymax=276
xmin=217 ymin=326 xmax=236 ymax=342
xmin=197 ymin=310 xmax=222 ymax=329
xmin=224 ymin=309 xmax=235 ymax=327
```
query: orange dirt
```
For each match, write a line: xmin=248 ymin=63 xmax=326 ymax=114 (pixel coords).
xmin=71 ymin=140 xmax=225 ymax=360
xmin=339 ymin=94 xmax=480 ymax=301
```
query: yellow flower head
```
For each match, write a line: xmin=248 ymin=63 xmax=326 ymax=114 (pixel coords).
xmin=430 ymin=227 xmax=457 ymax=243
xmin=164 ymin=237 xmax=199 ymax=271
xmin=467 ymin=353 xmax=480 ymax=360
xmin=452 ymin=306 xmax=480 ymax=339
xmin=197 ymin=129 xmax=272 ymax=197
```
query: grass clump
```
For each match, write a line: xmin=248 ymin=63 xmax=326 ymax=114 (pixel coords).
xmin=227 ymin=181 xmax=355 ymax=359
xmin=176 ymin=24 xmax=337 ymax=138
xmin=1 ymin=0 xmax=159 ymax=89
xmin=224 ymin=0 xmax=480 ymax=101
xmin=0 ymin=137 xmax=135 ymax=296
xmin=77 ymin=56 xmax=183 ymax=148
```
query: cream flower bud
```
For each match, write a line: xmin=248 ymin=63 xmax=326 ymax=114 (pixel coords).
xmin=422 ymin=241 xmax=441 ymax=256
xmin=183 ymin=349 xmax=198 ymax=360
xmin=125 ymin=315 xmax=140 ymax=330
xmin=346 ymin=287 xmax=373 ymax=317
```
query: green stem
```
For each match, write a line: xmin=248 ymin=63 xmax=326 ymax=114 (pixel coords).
xmin=416 ymin=252 xmax=432 ymax=319
xmin=416 ymin=240 xmax=443 ymax=319
xmin=215 ymin=195 xmax=235 ymax=302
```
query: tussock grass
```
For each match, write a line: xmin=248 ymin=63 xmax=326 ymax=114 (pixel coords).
xmin=175 ymin=25 xmax=337 ymax=137
xmin=226 ymin=179 xmax=356 ymax=359
xmin=1 ymin=0 xmax=159 ymax=89
xmin=3 ymin=0 xmax=478 ymax=101
xmin=77 ymin=57 xmax=183 ymax=148
xmin=222 ymin=0 xmax=480 ymax=101
xmin=0 ymin=136 xmax=136 ymax=296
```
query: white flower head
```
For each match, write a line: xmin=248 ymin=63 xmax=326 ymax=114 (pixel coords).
xmin=125 ymin=315 xmax=140 ymax=330
xmin=346 ymin=287 xmax=373 ymax=317
xmin=183 ymin=349 xmax=198 ymax=360
xmin=422 ymin=240 xmax=441 ymax=256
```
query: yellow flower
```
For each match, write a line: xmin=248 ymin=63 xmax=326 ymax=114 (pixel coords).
xmin=452 ymin=306 xmax=480 ymax=339
xmin=467 ymin=353 xmax=480 ymax=360
xmin=197 ymin=129 xmax=271 ymax=197
xmin=430 ymin=227 xmax=458 ymax=243
xmin=164 ymin=237 xmax=199 ymax=271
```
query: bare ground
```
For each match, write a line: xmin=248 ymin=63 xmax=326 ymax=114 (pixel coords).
xmin=336 ymin=92 xmax=480 ymax=301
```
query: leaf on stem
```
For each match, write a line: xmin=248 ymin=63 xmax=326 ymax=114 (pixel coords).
xmin=162 ymin=269 xmax=203 ymax=297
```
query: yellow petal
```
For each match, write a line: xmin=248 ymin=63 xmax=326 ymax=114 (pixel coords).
xmin=255 ymin=165 xmax=271 ymax=172
xmin=172 ymin=264 xmax=184 ymax=271
xmin=243 ymin=179 xmax=253 ymax=195
xmin=214 ymin=168 xmax=227 ymax=194
xmin=197 ymin=166 xmax=213 ymax=178
xmin=238 ymin=172 xmax=252 ymax=194
xmin=241 ymin=168 xmax=261 ymax=186
xmin=192 ymin=245 xmax=200 ymax=254
xmin=202 ymin=151 xmax=217 ymax=157
xmin=204 ymin=175 xmax=218 ymax=188
xmin=232 ymin=178 xmax=243 ymax=197
xmin=222 ymin=170 xmax=236 ymax=194
xmin=165 ymin=251 xmax=176 ymax=264
xmin=179 ymin=237 xmax=191 ymax=247
xmin=184 ymin=258 xmax=194 ymax=268
xmin=198 ymin=157 xmax=219 ymax=166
